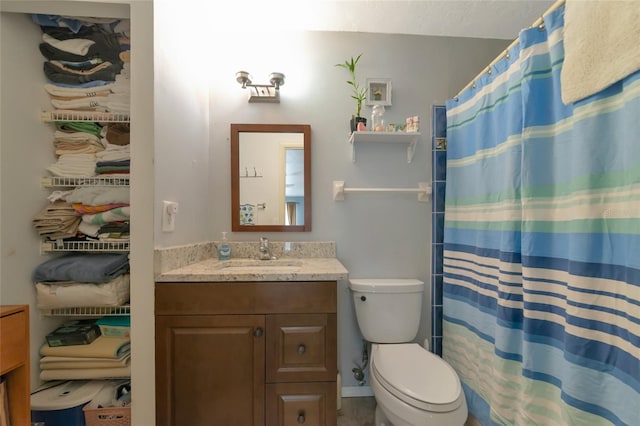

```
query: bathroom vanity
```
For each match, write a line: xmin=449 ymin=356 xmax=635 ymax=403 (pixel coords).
xmin=154 ymin=243 xmax=348 ymax=426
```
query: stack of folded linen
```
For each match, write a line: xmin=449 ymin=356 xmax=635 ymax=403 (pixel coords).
xmin=67 ymin=186 xmax=130 ymax=242
xmin=33 ymin=14 xmax=130 ymax=114
xmin=32 ymin=252 xmax=130 ymax=310
xmin=52 ymin=120 xmax=106 ymax=161
xmin=32 ymin=201 xmax=81 ymax=240
xmin=35 ymin=186 xmax=130 ymax=243
xmin=39 ymin=334 xmax=131 ymax=381
xmin=96 ymin=123 xmax=130 ymax=177
xmin=46 ymin=152 xmax=98 ymax=177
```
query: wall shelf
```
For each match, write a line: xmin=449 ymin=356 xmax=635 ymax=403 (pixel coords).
xmin=40 ymin=305 xmax=130 ymax=317
xmin=348 ymin=131 xmax=421 ymax=163
xmin=41 ymin=240 xmax=130 ymax=253
xmin=41 ymin=176 xmax=130 ymax=188
xmin=41 ymin=110 xmax=130 ymax=123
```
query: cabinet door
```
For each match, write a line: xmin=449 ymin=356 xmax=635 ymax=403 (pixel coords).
xmin=156 ymin=315 xmax=265 ymax=426
xmin=266 ymin=314 xmax=337 ymax=383
xmin=266 ymin=382 xmax=337 ymax=426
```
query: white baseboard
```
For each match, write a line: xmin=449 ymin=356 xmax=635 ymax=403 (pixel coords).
xmin=341 ymin=386 xmax=374 ymax=398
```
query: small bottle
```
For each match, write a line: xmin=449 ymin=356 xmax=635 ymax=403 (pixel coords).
xmin=217 ymin=232 xmax=231 ymax=260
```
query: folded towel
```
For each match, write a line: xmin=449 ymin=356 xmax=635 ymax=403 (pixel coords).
xmin=40 ymin=353 xmax=131 ymax=369
xmin=32 ymin=202 xmax=81 ymax=239
xmin=40 ymin=335 xmax=130 ymax=358
xmin=561 ymin=0 xmax=640 ymax=103
xmin=33 ymin=252 xmax=129 ymax=283
xmin=40 ymin=365 xmax=130 ymax=381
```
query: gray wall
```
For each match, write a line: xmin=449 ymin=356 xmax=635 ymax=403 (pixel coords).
xmin=154 ymin=29 xmax=509 ymax=389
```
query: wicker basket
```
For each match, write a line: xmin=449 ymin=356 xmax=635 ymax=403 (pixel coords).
xmin=83 ymin=405 xmax=131 ymax=426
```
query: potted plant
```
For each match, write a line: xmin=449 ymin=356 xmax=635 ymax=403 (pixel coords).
xmin=335 ymin=53 xmax=368 ymax=132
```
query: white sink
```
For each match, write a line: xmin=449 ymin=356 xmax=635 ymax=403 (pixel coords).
xmin=213 ymin=258 xmax=302 ymax=271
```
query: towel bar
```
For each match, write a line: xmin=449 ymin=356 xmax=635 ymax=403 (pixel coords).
xmin=332 ymin=180 xmax=431 ymax=202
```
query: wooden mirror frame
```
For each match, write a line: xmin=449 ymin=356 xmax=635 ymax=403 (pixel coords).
xmin=231 ymin=123 xmax=312 ymax=232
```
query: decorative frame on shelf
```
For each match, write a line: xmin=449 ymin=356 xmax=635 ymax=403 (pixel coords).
xmin=365 ymin=78 xmax=392 ymax=106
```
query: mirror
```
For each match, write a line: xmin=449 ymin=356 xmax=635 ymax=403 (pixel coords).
xmin=231 ymin=123 xmax=311 ymax=232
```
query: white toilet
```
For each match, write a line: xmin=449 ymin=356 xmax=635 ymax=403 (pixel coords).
xmin=348 ymin=278 xmax=468 ymax=426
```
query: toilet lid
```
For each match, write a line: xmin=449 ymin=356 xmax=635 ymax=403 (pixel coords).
xmin=372 ymin=343 xmax=462 ymax=412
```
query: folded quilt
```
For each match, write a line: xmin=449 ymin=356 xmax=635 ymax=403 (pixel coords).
xmin=40 ymin=335 xmax=130 ymax=358
xmin=82 ymin=206 xmax=130 ymax=225
xmin=33 ymin=252 xmax=129 ymax=283
xmin=72 ymin=202 xmax=128 ymax=215
xmin=35 ymin=274 xmax=130 ymax=309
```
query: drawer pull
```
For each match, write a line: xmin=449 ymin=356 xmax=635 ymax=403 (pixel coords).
xmin=297 ymin=411 xmax=305 ymax=423
xmin=360 ymin=295 xmax=366 ymax=301
xmin=254 ymin=327 xmax=263 ymax=338
xmin=297 ymin=344 xmax=306 ymax=355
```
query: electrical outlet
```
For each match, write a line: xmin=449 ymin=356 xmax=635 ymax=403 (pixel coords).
xmin=162 ymin=201 xmax=178 ymax=232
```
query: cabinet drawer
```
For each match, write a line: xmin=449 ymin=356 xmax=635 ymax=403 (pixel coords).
xmin=267 ymin=314 xmax=337 ymax=383
xmin=266 ymin=382 xmax=336 ymax=426
xmin=0 ymin=310 xmax=27 ymax=374
xmin=156 ymin=281 xmax=337 ymax=315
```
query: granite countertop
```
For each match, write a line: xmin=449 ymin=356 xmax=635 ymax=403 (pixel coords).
xmin=154 ymin=241 xmax=349 ymax=283
xmin=155 ymin=257 xmax=348 ymax=282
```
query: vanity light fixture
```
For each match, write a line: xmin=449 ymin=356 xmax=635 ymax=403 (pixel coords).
xmin=235 ymin=71 xmax=285 ymax=103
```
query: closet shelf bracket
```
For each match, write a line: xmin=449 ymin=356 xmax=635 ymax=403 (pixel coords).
xmin=333 ymin=180 xmax=431 ymax=202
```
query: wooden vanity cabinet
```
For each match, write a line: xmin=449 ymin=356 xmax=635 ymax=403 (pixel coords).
xmin=155 ymin=281 xmax=337 ymax=426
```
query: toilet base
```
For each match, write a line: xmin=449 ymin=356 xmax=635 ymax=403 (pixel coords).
xmin=375 ymin=404 xmax=393 ymax=426
xmin=369 ymin=345 xmax=468 ymax=426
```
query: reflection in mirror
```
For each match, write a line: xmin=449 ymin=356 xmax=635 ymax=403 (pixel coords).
xmin=231 ymin=124 xmax=311 ymax=232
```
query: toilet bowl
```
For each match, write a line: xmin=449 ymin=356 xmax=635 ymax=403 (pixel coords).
xmin=348 ymin=278 xmax=468 ymax=426
xmin=369 ymin=343 xmax=467 ymax=426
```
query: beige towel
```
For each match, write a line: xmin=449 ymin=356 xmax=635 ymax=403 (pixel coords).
xmin=40 ymin=335 xmax=130 ymax=359
xmin=40 ymin=353 xmax=130 ymax=369
xmin=561 ymin=0 xmax=640 ymax=104
xmin=40 ymin=365 xmax=130 ymax=381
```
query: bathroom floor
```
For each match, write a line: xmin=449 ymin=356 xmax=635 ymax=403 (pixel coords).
xmin=338 ymin=396 xmax=479 ymax=426
xmin=338 ymin=397 xmax=376 ymax=426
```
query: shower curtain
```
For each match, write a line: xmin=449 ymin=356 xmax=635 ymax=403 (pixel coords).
xmin=443 ymin=5 xmax=639 ymax=426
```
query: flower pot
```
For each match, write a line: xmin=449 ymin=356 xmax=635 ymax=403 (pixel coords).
xmin=350 ymin=116 xmax=367 ymax=132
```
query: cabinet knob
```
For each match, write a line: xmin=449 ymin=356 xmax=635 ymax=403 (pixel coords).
xmin=254 ymin=327 xmax=263 ymax=338
xmin=297 ymin=344 xmax=306 ymax=355
xmin=360 ymin=295 xmax=366 ymax=302
xmin=297 ymin=411 xmax=305 ymax=424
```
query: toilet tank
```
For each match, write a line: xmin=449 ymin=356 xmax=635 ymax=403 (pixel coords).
xmin=348 ymin=279 xmax=424 ymax=343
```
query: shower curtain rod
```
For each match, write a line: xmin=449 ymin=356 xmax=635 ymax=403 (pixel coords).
xmin=454 ymin=0 xmax=565 ymax=98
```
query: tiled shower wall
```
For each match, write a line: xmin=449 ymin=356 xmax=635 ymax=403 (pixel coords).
xmin=431 ymin=105 xmax=447 ymax=356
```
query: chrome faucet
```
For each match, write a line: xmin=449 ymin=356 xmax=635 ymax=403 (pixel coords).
xmin=258 ymin=237 xmax=276 ymax=260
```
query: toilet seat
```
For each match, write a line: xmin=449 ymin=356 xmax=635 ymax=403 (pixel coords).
xmin=371 ymin=343 xmax=463 ymax=413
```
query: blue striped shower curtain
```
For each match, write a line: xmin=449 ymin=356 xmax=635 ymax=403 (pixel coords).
xmin=443 ymin=5 xmax=639 ymax=426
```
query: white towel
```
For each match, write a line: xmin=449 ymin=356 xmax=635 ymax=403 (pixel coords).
xmin=561 ymin=0 xmax=640 ymax=104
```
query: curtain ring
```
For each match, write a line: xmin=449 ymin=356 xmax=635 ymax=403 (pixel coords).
xmin=454 ymin=96 xmax=459 ymax=102
xmin=472 ymin=81 xmax=477 ymax=89
xmin=487 ymin=68 xmax=492 ymax=76
xmin=505 ymin=52 xmax=511 ymax=60
xmin=538 ymin=16 xmax=545 ymax=31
